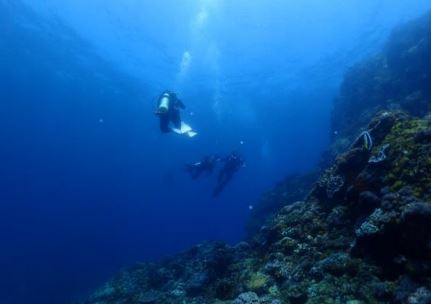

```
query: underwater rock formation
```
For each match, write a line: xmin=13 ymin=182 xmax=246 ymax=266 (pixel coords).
xmin=82 ymin=10 xmax=431 ymax=304
xmin=326 ymin=11 xmax=431 ymax=163
xmin=246 ymin=172 xmax=319 ymax=238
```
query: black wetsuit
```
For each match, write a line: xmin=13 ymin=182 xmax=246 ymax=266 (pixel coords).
xmin=213 ymin=153 xmax=244 ymax=197
xmin=156 ymin=91 xmax=185 ymax=133
xmin=186 ymin=155 xmax=219 ymax=180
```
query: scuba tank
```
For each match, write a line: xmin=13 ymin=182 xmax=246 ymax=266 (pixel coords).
xmin=158 ymin=93 xmax=170 ymax=114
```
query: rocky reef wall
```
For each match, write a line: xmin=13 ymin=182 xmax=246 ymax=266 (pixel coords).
xmin=328 ymin=10 xmax=431 ymax=160
xmin=247 ymin=10 xmax=431 ymax=228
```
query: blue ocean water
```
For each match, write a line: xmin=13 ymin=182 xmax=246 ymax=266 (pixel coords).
xmin=1 ymin=1 xmax=431 ymax=303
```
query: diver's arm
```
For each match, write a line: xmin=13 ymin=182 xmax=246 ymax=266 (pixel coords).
xmin=176 ymin=99 xmax=186 ymax=109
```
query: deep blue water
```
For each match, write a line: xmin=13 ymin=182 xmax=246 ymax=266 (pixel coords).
xmin=1 ymin=1 xmax=431 ymax=303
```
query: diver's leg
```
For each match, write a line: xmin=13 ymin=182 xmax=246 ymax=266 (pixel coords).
xmin=213 ymin=175 xmax=227 ymax=197
xmin=216 ymin=171 xmax=235 ymax=195
xmin=159 ymin=115 xmax=171 ymax=133
xmin=224 ymin=172 xmax=233 ymax=184
xmin=218 ymin=169 xmax=226 ymax=183
xmin=213 ymin=173 xmax=223 ymax=197
xmin=212 ymin=182 xmax=223 ymax=197
xmin=213 ymin=178 xmax=228 ymax=197
xmin=171 ymin=110 xmax=182 ymax=130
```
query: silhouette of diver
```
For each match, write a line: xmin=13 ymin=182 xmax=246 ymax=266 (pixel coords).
xmin=154 ymin=90 xmax=185 ymax=133
xmin=213 ymin=152 xmax=244 ymax=197
xmin=185 ymin=155 xmax=220 ymax=180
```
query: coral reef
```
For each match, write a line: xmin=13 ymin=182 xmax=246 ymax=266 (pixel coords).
xmin=246 ymin=172 xmax=318 ymax=238
xmin=326 ymin=11 xmax=431 ymax=164
xmin=82 ymin=10 xmax=431 ymax=304
xmin=83 ymin=111 xmax=431 ymax=304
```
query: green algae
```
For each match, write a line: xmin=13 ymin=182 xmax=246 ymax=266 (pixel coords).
xmin=245 ymin=272 xmax=269 ymax=291
xmin=379 ymin=118 xmax=431 ymax=200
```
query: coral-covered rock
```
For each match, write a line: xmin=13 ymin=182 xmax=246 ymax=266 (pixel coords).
xmin=324 ymin=11 xmax=431 ymax=166
xmin=233 ymin=292 xmax=260 ymax=304
xmin=246 ymin=172 xmax=319 ymax=237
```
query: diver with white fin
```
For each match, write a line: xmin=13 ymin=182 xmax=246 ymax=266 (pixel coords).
xmin=154 ymin=90 xmax=197 ymax=137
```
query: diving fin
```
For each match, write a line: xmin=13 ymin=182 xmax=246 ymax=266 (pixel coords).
xmin=172 ymin=121 xmax=197 ymax=138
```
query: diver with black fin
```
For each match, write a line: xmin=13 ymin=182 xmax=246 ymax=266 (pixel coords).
xmin=212 ymin=152 xmax=244 ymax=197
xmin=154 ymin=90 xmax=197 ymax=137
xmin=185 ymin=154 xmax=220 ymax=180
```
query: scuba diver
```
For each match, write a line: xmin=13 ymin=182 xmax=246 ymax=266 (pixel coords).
xmin=213 ymin=152 xmax=244 ymax=197
xmin=154 ymin=90 xmax=197 ymax=137
xmin=185 ymin=154 xmax=220 ymax=180
xmin=155 ymin=90 xmax=184 ymax=133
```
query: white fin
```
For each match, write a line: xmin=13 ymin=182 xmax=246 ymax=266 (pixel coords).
xmin=172 ymin=121 xmax=197 ymax=137
xmin=187 ymin=130 xmax=197 ymax=138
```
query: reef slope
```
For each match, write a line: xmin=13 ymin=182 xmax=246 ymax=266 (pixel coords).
xmin=328 ymin=10 xmax=431 ymax=161
xmin=83 ymin=111 xmax=431 ymax=304
xmin=248 ymin=10 xmax=431 ymax=237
